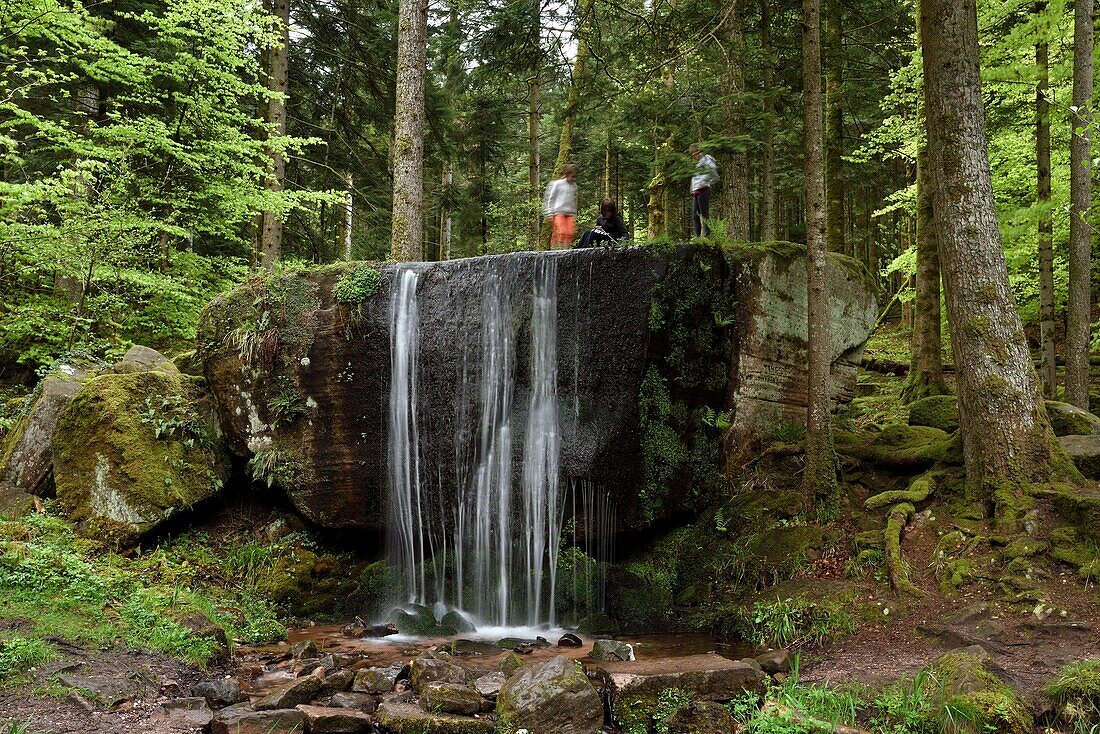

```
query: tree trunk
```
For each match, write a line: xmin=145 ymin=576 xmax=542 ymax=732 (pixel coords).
xmin=920 ymin=0 xmax=1072 ymax=523
xmin=759 ymin=0 xmax=776 ymax=242
xmin=439 ymin=164 xmax=453 ymax=261
xmin=391 ymin=0 xmax=427 ymax=261
xmin=1037 ymin=33 xmax=1057 ymax=399
xmin=902 ymin=149 xmax=947 ymax=401
xmin=1066 ymin=0 xmax=1094 ymax=408
xmin=720 ymin=0 xmax=749 ymax=240
xmin=553 ymin=0 xmax=594 ymax=177
xmin=260 ymin=0 xmax=289 ymax=269
xmin=802 ymin=0 xmax=836 ymax=502
xmin=824 ymin=0 xmax=845 ymax=254
xmin=343 ymin=171 xmax=354 ymax=260
xmin=528 ymin=76 xmax=541 ymax=249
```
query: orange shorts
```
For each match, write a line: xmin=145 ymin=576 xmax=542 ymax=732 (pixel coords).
xmin=549 ymin=214 xmax=575 ymax=248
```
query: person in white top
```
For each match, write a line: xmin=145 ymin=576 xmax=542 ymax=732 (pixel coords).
xmin=543 ymin=164 xmax=579 ymax=249
xmin=689 ymin=143 xmax=719 ymax=237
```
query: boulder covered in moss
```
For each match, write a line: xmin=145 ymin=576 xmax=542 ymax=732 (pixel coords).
xmin=254 ymin=545 xmax=369 ymax=618
xmin=52 ymin=370 xmax=229 ymax=544
xmin=1058 ymin=435 xmax=1100 ymax=479
xmin=1045 ymin=400 xmax=1100 ymax=437
xmin=496 ymin=655 xmax=603 ymax=734
xmin=834 ymin=424 xmax=961 ymax=470
xmin=924 ymin=646 xmax=1032 ymax=734
xmin=0 ymin=370 xmax=85 ymax=496
xmin=908 ymin=394 xmax=959 ymax=433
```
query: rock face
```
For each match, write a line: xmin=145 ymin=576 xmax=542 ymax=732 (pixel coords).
xmin=1046 ymin=401 xmax=1100 ymax=436
xmin=496 ymin=655 xmax=603 ymax=734
xmin=51 ymin=369 xmax=229 ymax=544
xmin=0 ymin=371 xmax=84 ymax=496
xmin=419 ymin=681 xmax=482 ymax=715
xmin=1060 ymin=435 xmax=1100 ymax=479
xmin=198 ymin=245 xmax=876 ymax=530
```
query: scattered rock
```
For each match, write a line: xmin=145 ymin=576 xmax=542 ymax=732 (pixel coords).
xmin=292 ymin=640 xmax=319 ymax=660
xmin=107 ymin=345 xmax=180 ymax=375
xmin=448 ymin=639 xmax=498 ymax=656
xmin=177 ymin=612 xmax=229 ymax=661
xmin=440 ymin=609 xmax=477 ymax=634
xmin=58 ymin=669 xmax=142 ymax=708
xmin=499 ymin=652 xmax=524 ymax=678
xmin=321 ymin=668 xmax=355 ymax=695
xmin=740 ymin=657 xmax=763 ymax=672
xmin=667 ymin=700 xmax=738 ymax=734
xmin=0 ymin=371 xmax=84 ymax=496
xmin=496 ymin=655 xmax=604 ymax=734
xmin=1045 ymin=401 xmax=1100 ymax=437
xmin=328 ymin=691 xmax=379 ymax=712
xmin=755 ymin=649 xmax=791 ymax=675
xmin=353 ymin=663 xmax=407 ymax=694
xmin=1059 ymin=435 xmax=1100 ymax=479
xmin=211 ymin=705 xmax=308 ymax=734
xmin=376 ymin=700 xmax=493 ymax=734
xmin=473 ymin=672 xmax=506 ymax=698
xmin=253 ymin=674 xmax=323 ymax=710
xmin=419 ymin=681 xmax=482 ymax=715
xmin=193 ymin=678 xmax=248 ymax=709
xmin=296 ymin=703 xmax=374 ymax=733
xmin=610 ymin=656 xmax=767 ymax=715
xmin=557 ymin=633 xmax=583 ymax=648
xmin=162 ymin=697 xmax=214 ymax=728
xmin=411 ymin=651 xmax=466 ymax=691
xmin=590 ymin=638 xmax=635 ymax=662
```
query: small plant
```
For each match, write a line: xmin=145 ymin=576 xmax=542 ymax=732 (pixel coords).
xmin=333 ymin=264 xmax=381 ymax=304
xmin=267 ymin=388 xmax=308 ymax=427
xmin=139 ymin=394 xmax=206 ymax=445
xmin=736 ymin=597 xmax=855 ymax=648
xmin=0 ymin=636 xmax=55 ymax=683
xmin=701 ymin=406 xmax=732 ymax=430
xmin=772 ymin=422 xmax=807 ymax=443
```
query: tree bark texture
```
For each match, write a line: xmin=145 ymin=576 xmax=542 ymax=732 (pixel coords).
xmin=824 ymin=0 xmax=845 ymax=254
xmin=720 ymin=0 xmax=750 ymax=240
xmin=920 ymin=0 xmax=1069 ymax=515
xmin=1037 ymin=36 xmax=1057 ymax=399
xmin=528 ymin=76 xmax=541 ymax=249
xmin=802 ymin=0 xmax=836 ymax=501
xmin=260 ymin=0 xmax=289 ymax=269
xmin=759 ymin=0 xmax=776 ymax=241
xmin=902 ymin=149 xmax=948 ymax=401
xmin=391 ymin=0 xmax=427 ymax=261
xmin=1066 ymin=0 xmax=1094 ymax=408
xmin=553 ymin=0 xmax=594 ymax=178
xmin=343 ymin=171 xmax=354 ymax=260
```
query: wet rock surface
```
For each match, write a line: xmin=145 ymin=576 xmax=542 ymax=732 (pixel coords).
xmin=496 ymin=654 xmax=604 ymax=734
xmin=0 ymin=370 xmax=84 ymax=496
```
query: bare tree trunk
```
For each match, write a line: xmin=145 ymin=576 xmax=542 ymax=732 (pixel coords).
xmin=260 ymin=0 xmax=289 ymax=269
xmin=1066 ymin=0 xmax=1094 ymax=408
xmin=604 ymin=130 xmax=612 ymax=199
xmin=824 ymin=0 xmax=845 ymax=254
xmin=921 ymin=0 xmax=1073 ymax=524
xmin=760 ymin=0 xmax=776 ymax=242
xmin=552 ymin=0 xmax=594 ymax=177
xmin=802 ymin=0 xmax=835 ymax=502
xmin=529 ymin=77 xmax=541 ymax=249
xmin=391 ymin=0 xmax=427 ymax=261
xmin=720 ymin=0 xmax=749 ymax=240
xmin=1037 ymin=32 xmax=1057 ymax=399
xmin=439 ymin=164 xmax=453 ymax=261
xmin=902 ymin=149 xmax=947 ymax=401
xmin=648 ymin=138 xmax=669 ymax=240
xmin=343 ymin=171 xmax=354 ymax=260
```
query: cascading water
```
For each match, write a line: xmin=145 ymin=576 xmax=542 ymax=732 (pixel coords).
xmin=385 ymin=254 xmax=608 ymax=630
xmin=387 ymin=268 xmax=425 ymax=604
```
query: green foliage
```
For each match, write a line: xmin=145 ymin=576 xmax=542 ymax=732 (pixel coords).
xmin=1047 ymin=660 xmax=1100 ymax=730
xmin=267 ymin=387 xmax=308 ymax=427
xmin=332 ymin=265 xmax=382 ymax=304
xmin=0 ymin=637 xmax=55 ymax=684
xmin=732 ymin=597 xmax=855 ymax=648
xmin=620 ymin=687 xmax=695 ymax=734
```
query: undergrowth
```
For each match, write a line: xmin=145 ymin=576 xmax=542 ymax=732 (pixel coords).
xmin=731 ymin=597 xmax=855 ymax=648
xmin=0 ymin=509 xmax=287 ymax=672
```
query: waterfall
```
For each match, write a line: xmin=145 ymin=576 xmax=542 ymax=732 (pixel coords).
xmin=522 ymin=258 xmax=561 ymax=626
xmin=387 ymin=268 xmax=424 ymax=604
xmin=385 ymin=254 xmax=600 ymax=630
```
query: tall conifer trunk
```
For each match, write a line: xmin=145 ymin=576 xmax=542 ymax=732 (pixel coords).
xmin=803 ymin=0 xmax=836 ymax=501
xmin=1037 ymin=30 xmax=1057 ymax=399
xmin=759 ymin=0 xmax=776 ymax=242
xmin=720 ymin=0 xmax=749 ymax=240
xmin=260 ymin=0 xmax=289 ymax=269
xmin=391 ymin=0 xmax=427 ymax=261
xmin=824 ymin=0 xmax=845 ymax=254
xmin=1066 ymin=0 xmax=1094 ymax=408
xmin=920 ymin=0 xmax=1072 ymax=523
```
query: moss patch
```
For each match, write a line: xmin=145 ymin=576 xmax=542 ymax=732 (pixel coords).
xmin=907 ymin=394 xmax=958 ymax=433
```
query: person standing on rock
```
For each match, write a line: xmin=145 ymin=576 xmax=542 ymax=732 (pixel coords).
xmin=689 ymin=144 xmax=719 ymax=237
xmin=544 ymin=164 xmax=579 ymax=249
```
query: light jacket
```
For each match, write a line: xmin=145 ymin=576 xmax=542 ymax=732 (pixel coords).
xmin=690 ymin=154 xmax=720 ymax=193
xmin=544 ymin=178 xmax=577 ymax=217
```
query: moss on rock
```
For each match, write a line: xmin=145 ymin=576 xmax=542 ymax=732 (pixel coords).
xmin=907 ymin=394 xmax=959 ymax=433
xmin=835 ymin=424 xmax=961 ymax=470
xmin=925 ymin=647 xmax=1033 ymax=734
xmin=255 ymin=545 xmax=369 ymax=619
xmin=1045 ymin=400 xmax=1100 ymax=437
xmin=52 ymin=371 xmax=229 ymax=545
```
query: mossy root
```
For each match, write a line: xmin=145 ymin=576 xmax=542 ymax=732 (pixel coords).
xmin=885 ymin=502 xmax=924 ymax=597
xmin=866 ymin=472 xmax=937 ymax=510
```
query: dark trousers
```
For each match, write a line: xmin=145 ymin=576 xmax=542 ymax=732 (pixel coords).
xmin=692 ymin=187 xmax=711 ymax=237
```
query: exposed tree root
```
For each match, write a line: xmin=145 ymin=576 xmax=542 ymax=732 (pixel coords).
xmin=866 ymin=471 xmax=937 ymax=510
xmin=885 ymin=502 xmax=925 ymax=597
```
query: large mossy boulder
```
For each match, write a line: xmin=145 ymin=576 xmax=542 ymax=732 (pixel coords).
xmin=496 ymin=655 xmax=604 ymax=734
xmin=834 ymin=424 xmax=961 ymax=470
xmin=908 ymin=394 xmax=959 ymax=433
xmin=197 ymin=246 xmax=876 ymax=531
xmin=1058 ymin=435 xmax=1100 ymax=479
xmin=922 ymin=646 xmax=1031 ymax=734
xmin=1045 ymin=400 xmax=1100 ymax=437
xmin=0 ymin=370 xmax=85 ymax=496
xmin=52 ymin=370 xmax=229 ymax=544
